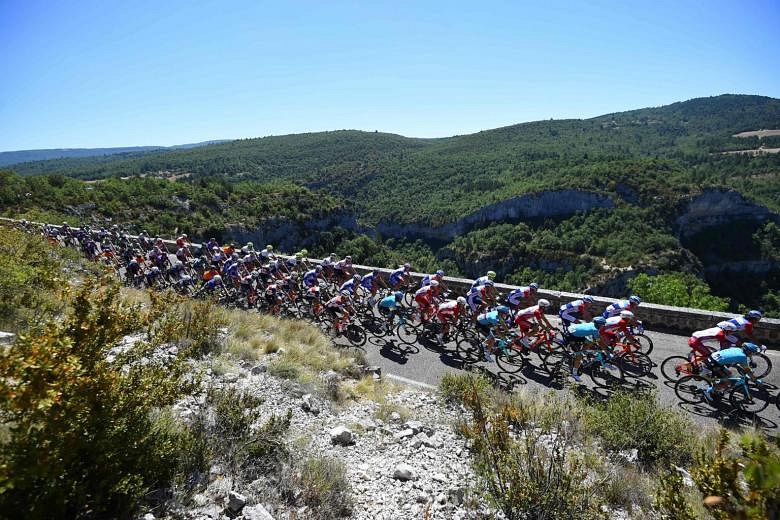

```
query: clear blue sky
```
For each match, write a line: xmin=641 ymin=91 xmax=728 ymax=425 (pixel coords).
xmin=1 ymin=0 xmax=779 ymax=151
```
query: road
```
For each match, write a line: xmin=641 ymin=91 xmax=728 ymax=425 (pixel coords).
xmin=340 ymin=317 xmax=780 ymax=432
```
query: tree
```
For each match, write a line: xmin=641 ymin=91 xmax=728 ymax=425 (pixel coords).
xmin=628 ymin=272 xmax=729 ymax=311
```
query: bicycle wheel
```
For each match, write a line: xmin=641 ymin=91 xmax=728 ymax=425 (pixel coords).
xmin=587 ymin=360 xmax=624 ymax=388
xmin=496 ymin=346 xmax=524 ymax=374
xmin=674 ymin=375 xmax=711 ymax=404
xmin=616 ymin=350 xmax=654 ymax=378
xmin=456 ymin=330 xmax=483 ymax=363
xmin=729 ymin=382 xmax=771 ymax=414
xmin=344 ymin=324 xmax=367 ymax=347
xmin=660 ymin=355 xmax=698 ymax=382
xmin=749 ymin=353 xmax=772 ymax=379
xmin=395 ymin=321 xmax=420 ymax=346
xmin=539 ymin=340 xmax=570 ymax=375
xmin=633 ymin=334 xmax=654 ymax=355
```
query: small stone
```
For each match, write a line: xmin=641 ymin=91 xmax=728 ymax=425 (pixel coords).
xmin=301 ymin=394 xmax=320 ymax=415
xmin=389 ymin=411 xmax=402 ymax=423
xmin=394 ymin=429 xmax=414 ymax=440
xmin=415 ymin=492 xmax=429 ymax=503
xmin=228 ymin=490 xmax=247 ymax=512
xmin=436 ymin=493 xmax=447 ymax=505
xmin=393 ymin=463 xmax=415 ymax=481
xmin=448 ymin=486 xmax=465 ymax=505
xmin=432 ymin=472 xmax=446 ymax=483
xmin=404 ymin=420 xmax=424 ymax=434
xmin=242 ymin=504 xmax=275 ymax=520
xmin=142 ymin=514 xmax=155 ymax=520
xmin=223 ymin=372 xmax=239 ymax=383
xmin=250 ymin=364 xmax=267 ymax=375
xmin=329 ymin=425 xmax=355 ymax=446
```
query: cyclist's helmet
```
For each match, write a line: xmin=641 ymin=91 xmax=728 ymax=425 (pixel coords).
xmin=487 ymin=270 xmax=497 ymax=280
xmin=747 ymin=310 xmax=763 ymax=320
xmin=529 ymin=283 xmax=539 ymax=290
xmin=404 ymin=262 xmax=411 ymax=269
xmin=436 ymin=270 xmax=445 ymax=277
xmin=372 ymin=268 xmax=380 ymax=275
xmin=295 ymin=253 xmax=302 ymax=260
xmin=247 ymin=241 xmax=253 ymax=247
xmin=620 ymin=310 xmax=634 ymax=320
xmin=430 ymin=280 xmax=439 ymax=287
xmin=496 ymin=305 xmax=510 ymax=315
xmin=593 ymin=317 xmax=607 ymax=327
xmin=538 ymin=298 xmax=551 ymax=308
xmin=151 ymin=266 xmax=160 ymax=273
xmin=266 ymin=245 xmax=273 ymax=250
xmin=315 ymin=265 xmax=323 ymax=272
xmin=300 ymin=249 xmax=308 ymax=256
xmin=457 ymin=296 xmax=467 ymax=305
xmin=353 ymin=274 xmax=362 ymax=281
xmin=174 ymin=260 xmax=183 ymax=267
xmin=345 ymin=255 xmax=352 ymax=262
xmin=629 ymin=295 xmax=642 ymax=305
xmin=719 ymin=322 xmax=738 ymax=332
xmin=289 ymin=272 xmax=298 ymax=279
xmin=231 ymin=252 xmax=239 ymax=260
xmin=213 ymin=275 xmax=222 ymax=283
xmin=251 ymin=271 xmax=260 ymax=279
xmin=394 ymin=291 xmax=404 ymax=301
xmin=742 ymin=342 xmax=761 ymax=354
xmin=583 ymin=296 xmax=594 ymax=304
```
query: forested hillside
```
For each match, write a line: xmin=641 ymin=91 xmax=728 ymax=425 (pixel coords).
xmin=2 ymin=94 xmax=779 ymax=315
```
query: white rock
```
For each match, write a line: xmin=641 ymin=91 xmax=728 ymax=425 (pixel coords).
xmin=301 ymin=393 xmax=320 ymax=415
xmin=329 ymin=425 xmax=355 ymax=446
xmin=393 ymin=429 xmax=415 ymax=440
xmin=228 ymin=490 xmax=247 ymax=512
xmin=436 ymin=493 xmax=447 ymax=504
xmin=142 ymin=514 xmax=155 ymax=520
xmin=404 ymin=420 xmax=424 ymax=434
xmin=251 ymin=364 xmax=267 ymax=375
xmin=389 ymin=411 xmax=402 ymax=423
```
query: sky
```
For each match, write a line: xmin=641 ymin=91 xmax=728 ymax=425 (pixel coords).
xmin=1 ymin=0 xmax=779 ymax=151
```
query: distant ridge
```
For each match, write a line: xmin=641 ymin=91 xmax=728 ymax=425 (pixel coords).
xmin=0 ymin=140 xmax=230 ymax=167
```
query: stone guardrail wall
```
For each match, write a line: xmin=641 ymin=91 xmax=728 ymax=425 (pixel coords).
xmin=2 ymin=217 xmax=779 ymax=344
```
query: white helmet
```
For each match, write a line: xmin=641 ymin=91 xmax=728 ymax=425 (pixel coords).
xmin=430 ymin=280 xmax=439 ymax=287
xmin=619 ymin=310 xmax=635 ymax=320
xmin=538 ymin=298 xmax=551 ymax=308
xmin=457 ymin=296 xmax=466 ymax=305
xmin=719 ymin=322 xmax=737 ymax=332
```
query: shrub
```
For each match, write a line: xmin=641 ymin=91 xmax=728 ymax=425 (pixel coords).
xmin=439 ymin=371 xmax=492 ymax=405
xmin=580 ymin=390 xmax=696 ymax=467
xmin=0 ymin=279 xmax=191 ymax=519
xmin=295 ymin=456 xmax=353 ymax=519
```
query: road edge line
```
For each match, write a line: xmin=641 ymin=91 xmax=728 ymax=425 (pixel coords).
xmin=385 ymin=373 xmax=438 ymax=391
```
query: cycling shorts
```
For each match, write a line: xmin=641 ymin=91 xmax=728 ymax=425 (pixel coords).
xmin=688 ymin=337 xmax=712 ymax=359
xmin=704 ymin=358 xmax=731 ymax=379
xmin=515 ymin=318 xmax=532 ymax=334
xmin=467 ymin=292 xmax=482 ymax=312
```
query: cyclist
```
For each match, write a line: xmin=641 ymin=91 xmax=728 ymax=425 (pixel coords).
xmin=389 ymin=263 xmax=412 ymax=290
xmin=260 ymin=244 xmax=275 ymax=261
xmin=359 ymin=268 xmax=386 ymax=303
xmin=688 ymin=322 xmax=739 ymax=361
xmin=324 ymin=292 xmax=352 ymax=333
xmin=599 ymin=310 xmax=638 ymax=348
xmin=421 ymin=270 xmax=445 ymax=287
xmin=716 ymin=310 xmax=763 ymax=344
xmin=566 ymin=317 xmax=608 ymax=382
xmin=436 ymin=296 xmax=467 ymax=346
xmin=471 ymin=270 xmax=497 ymax=291
xmin=339 ymin=274 xmax=362 ymax=295
xmin=507 ymin=283 xmax=539 ymax=309
xmin=476 ymin=305 xmax=512 ymax=362
xmin=467 ymin=280 xmax=497 ymax=316
xmin=333 ymin=255 xmax=356 ymax=281
xmin=414 ymin=280 xmax=441 ymax=322
xmin=200 ymin=273 xmax=224 ymax=294
xmin=559 ymin=296 xmax=594 ymax=327
xmin=602 ymin=295 xmax=641 ymax=319
xmin=175 ymin=234 xmax=189 ymax=249
xmin=240 ymin=241 xmax=255 ymax=255
xmin=379 ymin=291 xmax=405 ymax=332
xmin=512 ymin=298 xmax=554 ymax=347
xmin=702 ymin=342 xmax=763 ymax=402
xmin=303 ymin=265 xmax=323 ymax=288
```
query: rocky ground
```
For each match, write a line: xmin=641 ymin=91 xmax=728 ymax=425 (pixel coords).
xmin=154 ymin=349 xmax=486 ymax=520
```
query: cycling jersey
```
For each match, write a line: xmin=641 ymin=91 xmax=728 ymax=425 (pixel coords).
xmin=602 ymin=301 xmax=633 ymax=319
xmin=437 ymin=300 xmax=461 ymax=319
xmin=379 ymin=295 xmax=398 ymax=310
xmin=716 ymin=317 xmax=753 ymax=335
xmin=325 ymin=295 xmax=348 ymax=309
xmin=709 ymin=347 xmax=749 ymax=367
xmin=477 ymin=311 xmax=501 ymax=327
xmin=339 ymin=279 xmax=357 ymax=295
xmin=471 ymin=276 xmax=491 ymax=290
xmin=559 ymin=300 xmax=587 ymax=324
xmin=389 ymin=267 xmax=407 ymax=286
xmin=600 ymin=316 xmax=629 ymax=334
xmin=466 ymin=292 xmax=483 ymax=312
xmin=360 ymin=273 xmax=377 ymax=290
xmin=513 ymin=305 xmax=542 ymax=332
xmin=421 ymin=274 xmax=442 ymax=287
xmin=507 ymin=287 xmax=532 ymax=306
xmin=414 ymin=285 xmax=436 ymax=298
xmin=691 ymin=327 xmax=737 ymax=347
xmin=567 ymin=322 xmax=599 ymax=339
xmin=303 ymin=269 xmax=319 ymax=287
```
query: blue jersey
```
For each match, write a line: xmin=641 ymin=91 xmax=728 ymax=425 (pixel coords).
xmin=379 ymin=295 xmax=398 ymax=309
xmin=361 ymin=273 xmax=376 ymax=289
xmin=389 ymin=267 xmax=406 ymax=285
xmin=477 ymin=310 xmax=500 ymax=326
xmin=339 ymin=280 xmax=357 ymax=295
xmin=602 ymin=301 xmax=631 ymax=319
xmin=710 ymin=347 xmax=749 ymax=367
xmin=567 ymin=323 xmax=599 ymax=339
xmin=303 ymin=269 xmax=318 ymax=287
xmin=471 ymin=276 xmax=491 ymax=290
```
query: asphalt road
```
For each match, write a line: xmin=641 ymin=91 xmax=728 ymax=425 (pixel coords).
xmin=337 ymin=315 xmax=780 ymax=432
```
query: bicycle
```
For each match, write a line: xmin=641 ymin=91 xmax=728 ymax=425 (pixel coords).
xmin=674 ymin=370 xmax=772 ymax=414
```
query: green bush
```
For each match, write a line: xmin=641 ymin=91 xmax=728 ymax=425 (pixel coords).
xmin=580 ymin=391 xmax=696 ymax=468
xmin=0 ymin=280 xmax=192 ymax=519
xmin=295 ymin=456 xmax=353 ymax=519
xmin=438 ymin=371 xmax=492 ymax=405
xmin=628 ymin=272 xmax=729 ymax=311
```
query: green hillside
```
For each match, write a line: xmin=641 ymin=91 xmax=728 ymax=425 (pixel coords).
xmin=3 ymin=95 xmax=780 ymax=315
